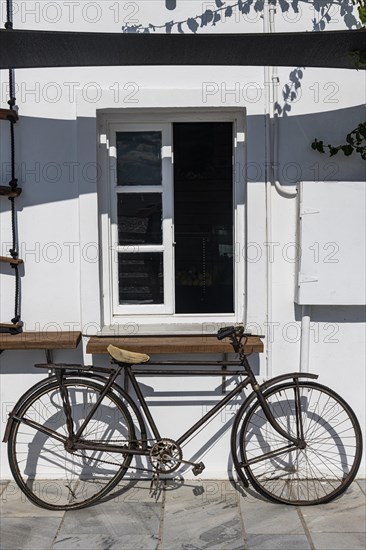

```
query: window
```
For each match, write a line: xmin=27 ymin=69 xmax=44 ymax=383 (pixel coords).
xmin=99 ymin=110 xmax=245 ymax=330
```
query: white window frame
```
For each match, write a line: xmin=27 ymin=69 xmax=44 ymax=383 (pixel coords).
xmin=108 ymin=123 xmax=174 ymax=315
xmin=98 ymin=108 xmax=246 ymax=332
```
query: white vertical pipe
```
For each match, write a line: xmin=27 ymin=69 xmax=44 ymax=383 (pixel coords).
xmin=300 ymin=305 xmax=311 ymax=372
xmin=265 ymin=119 xmax=273 ymax=380
xmin=264 ymin=1 xmax=298 ymax=382
xmin=263 ymin=2 xmax=273 ymax=380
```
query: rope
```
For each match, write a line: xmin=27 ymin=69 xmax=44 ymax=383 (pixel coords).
xmin=4 ymin=1 xmax=22 ymax=329
xmin=5 ymin=0 xmax=12 ymax=29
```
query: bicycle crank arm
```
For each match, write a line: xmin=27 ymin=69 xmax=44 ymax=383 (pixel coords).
xmin=160 ymin=454 xmax=205 ymax=475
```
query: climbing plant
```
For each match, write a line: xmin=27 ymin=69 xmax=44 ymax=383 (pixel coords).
xmin=353 ymin=0 xmax=366 ymax=24
xmin=312 ymin=122 xmax=366 ymax=160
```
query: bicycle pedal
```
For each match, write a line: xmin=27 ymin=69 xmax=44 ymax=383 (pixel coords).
xmin=192 ymin=462 xmax=205 ymax=476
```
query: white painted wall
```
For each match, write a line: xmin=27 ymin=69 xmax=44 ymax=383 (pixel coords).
xmin=0 ymin=1 xmax=365 ymax=479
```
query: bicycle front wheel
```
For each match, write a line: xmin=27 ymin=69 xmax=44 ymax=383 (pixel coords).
xmin=236 ymin=381 xmax=362 ymax=505
xmin=8 ymin=378 xmax=135 ymax=510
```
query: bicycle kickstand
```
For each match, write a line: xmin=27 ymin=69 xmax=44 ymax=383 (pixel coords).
xmin=150 ymin=470 xmax=161 ymax=497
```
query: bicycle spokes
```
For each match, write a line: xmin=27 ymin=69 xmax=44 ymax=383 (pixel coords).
xmin=238 ymin=382 xmax=361 ymax=505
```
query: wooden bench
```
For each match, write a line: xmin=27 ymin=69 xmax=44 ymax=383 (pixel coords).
xmin=86 ymin=335 xmax=263 ymax=355
xmin=0 ymin=331 xmax=82 ymax=351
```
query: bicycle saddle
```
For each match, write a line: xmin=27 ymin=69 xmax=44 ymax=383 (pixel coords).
xmin=107 ymin=344 xmax=150 ymax=364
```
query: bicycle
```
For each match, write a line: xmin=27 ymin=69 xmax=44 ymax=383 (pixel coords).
xmin=3 ymin=326 xmax=362 ymax=510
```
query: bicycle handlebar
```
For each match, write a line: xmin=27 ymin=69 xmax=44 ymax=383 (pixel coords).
xmin=217 ymin=326 xmax=237 ymax=340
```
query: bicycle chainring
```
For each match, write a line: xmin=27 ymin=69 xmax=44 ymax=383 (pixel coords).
xmin=149 ymin=438 xmax=183 ymax=474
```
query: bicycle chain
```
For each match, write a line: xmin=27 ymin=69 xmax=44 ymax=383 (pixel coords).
xmin=69 ymin=437 xmax=185 ymax=474
xmin=69 ymin=438 xmax=157 ymax=472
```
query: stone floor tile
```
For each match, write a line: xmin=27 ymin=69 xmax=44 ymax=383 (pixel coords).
xmin=101 ymin=478 xmax=164 ymax=504
xmin=161 ymin=480 xmax=245 ymax=550
xmin=0 ymin=517 xmax=62 ymax=550
xmin=0 ymin=481 xmax=9 ymax=497
xmin=164 ymin=479 xmax=238 ymax=505
xmin=0 ymin=480 xmax=64 ymax=517
xmin=247 ymin=534 xmax=311 ymax=549
xmin=311 ymin=532 xmax=366 ymax=550
xmin=52 ymin=534 xmax=159 ymax=550
xmin=300 ymin=483 xmax=366 ymax=533
xmin=357 ymin=479 xmax=366 ymax=494
xmin=59 ymin=501 xmax=161 ymax=537
xmin=238 ymin=490 xmax=305 ymax=535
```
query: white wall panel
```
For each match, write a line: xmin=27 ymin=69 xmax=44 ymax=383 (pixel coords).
xmin=296 ymin=181 xmax=366 ymax=305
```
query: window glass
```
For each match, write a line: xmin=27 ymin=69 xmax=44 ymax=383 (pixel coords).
xmin=116 ymin=131 xmax=162 ymax=186
xmin=117 ymin=193 xmax=162 ymax=245
xmin=173 ymin=122 xmax=234 ymax=314
xmin=118 ymin=252 xmax=164 ymax=305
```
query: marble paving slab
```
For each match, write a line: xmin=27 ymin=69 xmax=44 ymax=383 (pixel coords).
xmin=0 ymin=517 xmax=62 ymax=550
xmin=238 ymin=490 xmax=305 ymax=535
xmin=52 ymin=534 xmax=159 ymax=550
xmin=357 ymin=479 xmax=366 ymax=494
xmin=162 ymin=480 xmax=245 ymax=549
xmin=102 ymin=479 xmax=165 ymax=504
xmin=246 ymin=534 xmax=311 ymax=549
xmin=311 ymin=532 xmax=366 ymax=550
xmin=0 ymin=481 xmax=65 ymax=517
xmin=59 ymin=501 xmax=161 ymax=537
xmin=0 ymin=481 xmax=9 ymax=497
xmin=299 ymin=483 xmax=366 ymax=533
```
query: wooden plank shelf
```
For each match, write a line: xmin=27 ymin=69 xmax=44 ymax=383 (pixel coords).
xmin=0 ymin=331 xmax=82 ymax=350
xmin=0 ymin=186 xmax=21 ymax=198
xmin=0 ymin=108 xmax=18 ymax=123
xmin=0 ymin=322 xmax=23 ymax=334
xmin=0 ymin=256 xmax=23 ymax=265
xmin=86 ymin=335 xmax=264 ymax=355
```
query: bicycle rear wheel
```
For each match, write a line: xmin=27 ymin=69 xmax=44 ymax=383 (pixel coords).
xmin=235 ymin=381 xmax=362 ymax=505
xmin=8 ymin=378 xmax=135 ymax=510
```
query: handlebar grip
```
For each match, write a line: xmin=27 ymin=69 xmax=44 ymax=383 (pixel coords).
xmin=217 ymin=326 xmax=236 ymax=340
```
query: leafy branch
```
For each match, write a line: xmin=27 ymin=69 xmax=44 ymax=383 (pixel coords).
xmin=312 ymin=122 xmax=366 ymax=159
xmin=352 ymin=0 xmax=366 ymax=25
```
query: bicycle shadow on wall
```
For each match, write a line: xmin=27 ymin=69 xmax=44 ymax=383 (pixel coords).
xmin=9 ymin=375 xmax=251 ymax=506
xmin=9 ymin=384 xmax=151 ymax=506
xmin=125 ymin=366 xmax=258 ymax=442
xmin=229 ymin=389 xmax=355 ymax=501
xmin=100 ymin=363 xmax=259 ymax=502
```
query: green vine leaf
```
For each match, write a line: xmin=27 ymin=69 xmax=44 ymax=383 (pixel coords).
xmin=353 ymin=0 xmax=366 ymax=24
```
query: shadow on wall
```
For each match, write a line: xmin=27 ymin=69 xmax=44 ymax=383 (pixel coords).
xmin=295 ymin=303 xmax=366 ymax=323
xmin=128 ymin=0 xmax=361 ymax=33
xmin=125 ymin=0 xmax=362 ymax=119
xmin=0 ymin=105 xmax=364 ymax=212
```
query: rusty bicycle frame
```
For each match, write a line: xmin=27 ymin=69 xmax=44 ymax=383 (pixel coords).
xmin=23 ymin=327 xmax=313 ymax=484
xmin=5 ymin=324 xmax=362 ymax=510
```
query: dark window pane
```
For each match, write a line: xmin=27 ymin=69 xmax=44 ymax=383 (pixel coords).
xmin=118 ymin=194 xmax=162 ymax=245
xmin=118 ymin=253 xmax=164 ymax=304
xmin=116 ymin=131 xmax=162 ymax=186
xmin=173 ymin=122 xmax=234 ymax=314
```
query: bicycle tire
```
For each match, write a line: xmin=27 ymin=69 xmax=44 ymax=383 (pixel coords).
xmin=8 ymin=378 xmax=136 ymax=510
xmin=233 ymin=381 xmax=362 ymax=505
